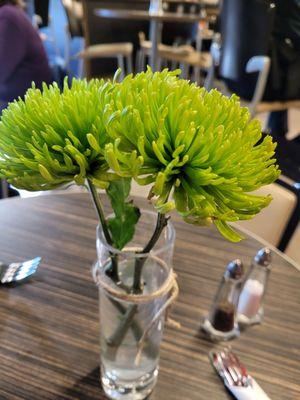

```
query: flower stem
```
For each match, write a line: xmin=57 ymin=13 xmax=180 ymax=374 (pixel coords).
xmin=132 ymin=213 xmax=169 ymax=293
xmin=87 ymin=179 xmax=119 ymax=282
xmin=106 ymin=213 xmax=169 ymax=354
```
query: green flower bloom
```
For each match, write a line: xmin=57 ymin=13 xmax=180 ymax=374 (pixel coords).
xmin=103 ymin=69 xmax=280 ymax=241
xmin=0 ymin=70 xmax=280 ymax=242
xmin=0 ymin=78 xmax=113 ymax=190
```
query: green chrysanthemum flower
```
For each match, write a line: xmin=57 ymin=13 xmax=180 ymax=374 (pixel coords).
xmin=0 ymin=78 xmax=113 ymax=190
xmin=103 ymin=69 xmax=280 ymax=241
xmin=0 ymin=70 xmax=280 ymax=242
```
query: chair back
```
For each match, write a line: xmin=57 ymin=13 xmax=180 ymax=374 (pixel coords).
xmin=285 ymin=224 xmax=300 ymax=266
xmin=82 ymin=0 xmax=149 ymax=77
xmin=235 ymin=181 xmax=298 ymax=248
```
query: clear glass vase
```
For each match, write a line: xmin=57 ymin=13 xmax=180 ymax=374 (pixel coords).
xmin=94 ymin=211 xmax=175 ymax=400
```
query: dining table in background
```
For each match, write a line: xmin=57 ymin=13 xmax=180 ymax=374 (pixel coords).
xmin=0 ymin=193 xmax=299 ymax=399
xmin=95 ymin=8 xmax=209 ymax=71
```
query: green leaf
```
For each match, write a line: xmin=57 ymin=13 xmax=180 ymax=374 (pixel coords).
xmin=106 ymin=178 xmax=141 ymax=249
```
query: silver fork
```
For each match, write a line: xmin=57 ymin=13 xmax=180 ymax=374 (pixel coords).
xmin=210 ymin=348 xmax=271 ymax=399
xmin=0 ymin=257 xmax=41 ymax=284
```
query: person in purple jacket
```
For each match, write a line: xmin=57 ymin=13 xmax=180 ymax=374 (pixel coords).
xmin=0 ymin=0 xmax=53 ymax=113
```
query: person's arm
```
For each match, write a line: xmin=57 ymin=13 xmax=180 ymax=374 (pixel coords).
xmin=0 ymin=17 xmax=26 ymax=84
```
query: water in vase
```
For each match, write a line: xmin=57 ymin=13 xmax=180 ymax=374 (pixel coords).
xmin=99 ymin=258 xmax=167 ymax=400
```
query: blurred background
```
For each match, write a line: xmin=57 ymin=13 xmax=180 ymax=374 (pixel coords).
xmin=0 ymin=0 xmax=299 ymax=263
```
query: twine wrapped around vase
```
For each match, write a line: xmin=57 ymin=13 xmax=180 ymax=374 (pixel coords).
xmin=93 ymin=263 xmax=180 ymax=365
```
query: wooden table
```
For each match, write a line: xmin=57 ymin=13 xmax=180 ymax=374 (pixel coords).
xmin=0 ymin=193 xmax=299 ymax=399
xmin=95 ymin=8 xmax=204 ymax=71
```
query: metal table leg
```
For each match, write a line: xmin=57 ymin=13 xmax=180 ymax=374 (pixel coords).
xmin=149 ymin=20 xmax=163 ymax=71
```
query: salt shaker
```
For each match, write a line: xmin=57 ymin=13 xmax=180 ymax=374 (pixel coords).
xmin=237 ymin=247 xmax=272 ymax=326
xmin=202 ymin=259 xmax=244 ymax=341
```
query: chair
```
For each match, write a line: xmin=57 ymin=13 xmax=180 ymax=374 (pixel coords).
xmin=193 ymin=23 xmax=214 ymax=82
xmin=204 ymin=35 xmax=271 ymax=117
xmin=205 ymin=35 xmax=300 ymax=118
xmin=233 ymin=178 xmax=300 ymax=253
xmin=136 ymin=31 xmax=195 ymax=72
xmin=75 ymin=43 xmax=133 ymax=79
xmin=137 ymin=1 xmax=212 ymax=81
xmin=158 ymin=45 xmax=212 ymax=79
xmin=137 ymin=30 xmax=212 ymax=80
xmin=285 ymin=223 xmax=300 ymax=266
xmin=130 ymin=177 xmax=300 ymax=258
xmin=81 ymin=0 xmax=149 ymax=78
xmin=205 ymin=0 xmax=300 ymax=117
xmin=275 ymin=178 xmax=300 ymax=252
xmin=67 ymin=1 xmax=134 ymax=79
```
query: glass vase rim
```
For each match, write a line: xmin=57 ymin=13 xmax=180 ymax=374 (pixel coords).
xmin=97 ymin=209 xmax=175 ymax=258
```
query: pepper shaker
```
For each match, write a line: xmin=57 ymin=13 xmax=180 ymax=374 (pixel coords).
xmin=237 ymin=247 xmax=272 ymax=326
xmin=202 ymin=259 xmax=244 ymax=341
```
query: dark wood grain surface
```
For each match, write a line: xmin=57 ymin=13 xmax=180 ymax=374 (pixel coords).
xmin=0 ymin=193 xmax=299 ymax=400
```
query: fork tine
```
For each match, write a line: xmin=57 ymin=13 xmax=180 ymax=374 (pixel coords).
xmin=210 ymin=351 xmax=235 ymax=386
xmin=20 ymin=258 xmax=41 ymax=277
xmin=1 ymin=257 xmax=41 ymax=284
xmin=227 ymin=349 xmax=248 ymax=377
xmin=23 ymin=257 xmax=41 ymax=268
xmin=225 ymin=349 xmax=251 ymax=387
xmin=228 ymin=362 xmax=243 ymax=385
xmin=220 ymin=352 xmax=239 ymax=384
xmin=28 ymin=257 xmax=41 ymax=269
xmin=219 ymin=350 xmax=245 ymax=387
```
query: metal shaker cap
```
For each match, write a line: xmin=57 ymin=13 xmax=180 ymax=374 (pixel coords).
xmin=254 ymin=247 xmax=272 ymax=267
xmin=225 ymin=259 xmax=244 ymax=279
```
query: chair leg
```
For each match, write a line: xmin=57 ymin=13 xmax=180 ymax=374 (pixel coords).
xmin=204 ymin=65 xmax=215 ymax=91
xmin=117 ymin=55 xmax=125 ymax=80
xmin=193 ymin=27 xmax=203 ymax=83
xmin=157 ymin=56 xmax=162 ymax=71
xmin=136 ymin=50 xmax=142 ymax=72
xmin=171 ymin=42 xmax=179 ymax=71
xmin=180 ymin=63 xmax=189 ymax=79
xmin=126 ymin=55 xmax=133 ymax=74
xmin=75 ymin=38 xmax=85 ymax=78
xmin=171 ymin=60 xmax=178 ymax=71
xmin=77 ymin=58 xmax=84 ymax=79
xmin=138 ymin=50 xmax=146 ymax=72
xmin=161 ymin=58 xmax=168 ymax=69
